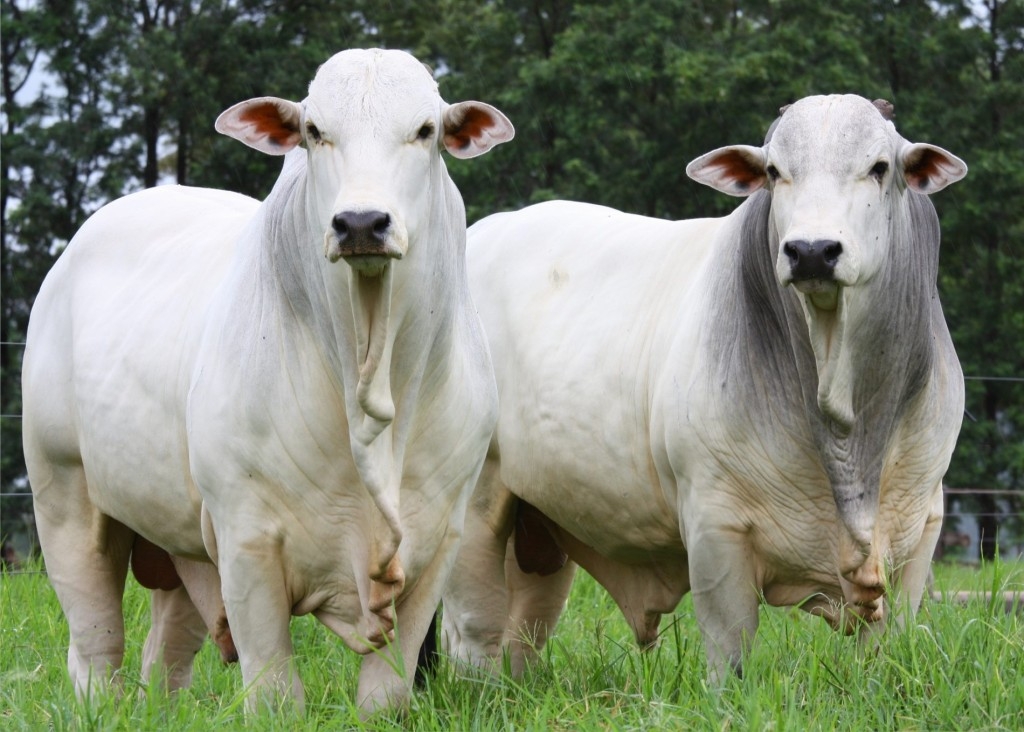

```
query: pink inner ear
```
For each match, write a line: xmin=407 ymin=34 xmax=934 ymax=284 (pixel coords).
xmin=241 ymin=103 xmax=298 ymax=148
xmin=713 ymin=150 xmax=763 ymax=191
xmin=447 ymin=106 xmax=495 ymax=149
xmin=904 ymin=147 xmax=944 ymax=190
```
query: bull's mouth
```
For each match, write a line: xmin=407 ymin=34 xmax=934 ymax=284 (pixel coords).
xmin=793 ymin=279 xmax=840 ymax=311
xmin=323 ymin=229 xmax=405 ymax=271
xmin=343 ymin=251 xmax=402 ymax=277
xmin=339 ymin=241 xmax=404 ymax=260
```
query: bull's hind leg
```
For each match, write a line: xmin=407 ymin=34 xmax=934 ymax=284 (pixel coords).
xmin=172 ymin=556 xmax=237 ymax=664
xmin=30 ymin=461 xmax=134 ymax=699
xmin=142 ymin=585 xmax=208 ymax=691
xmin=440 ymin=454 xmax=516 ymax=672
xmin=140 ymin=554 xmax=234 ymax=691
xmin=502 ymin=501 xmax=577 ymax=676
xmin=502 ymin=543 xmax=577 ymax=677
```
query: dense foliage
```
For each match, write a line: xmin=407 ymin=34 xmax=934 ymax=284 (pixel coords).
xmin=2 ymin=0 xmax=1022 ymax=554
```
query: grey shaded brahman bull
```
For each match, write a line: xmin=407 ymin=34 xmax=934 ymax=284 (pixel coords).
xmin=441 ymin=94 xmax=966 ymax=682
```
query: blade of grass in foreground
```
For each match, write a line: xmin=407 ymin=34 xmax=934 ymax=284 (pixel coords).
xmin=1 ymin=559 xmax=1020 ymax=729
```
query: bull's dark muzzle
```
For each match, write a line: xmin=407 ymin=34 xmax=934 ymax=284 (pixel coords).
xmin=332 ymin=210 xmax=401 ymax=258
xmin=783 ymin=238 xmax=842 ymax=281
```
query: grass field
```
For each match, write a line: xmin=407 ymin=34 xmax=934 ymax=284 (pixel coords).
xmin=1 ymin=559 xmax=1021 ymax=730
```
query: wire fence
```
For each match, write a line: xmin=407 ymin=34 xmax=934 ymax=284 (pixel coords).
xmin=1 ymin=486 xmax=1019 ymax=576
xmin=2 ymin=340 xmax=1022 ymax=574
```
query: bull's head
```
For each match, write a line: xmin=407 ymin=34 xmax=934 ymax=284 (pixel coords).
xmin=685 ymin=95 xmax=966 ymax=312
xmin=214 ymin=48 xmax=514 ymax=277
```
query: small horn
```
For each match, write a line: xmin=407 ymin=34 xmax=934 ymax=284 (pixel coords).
xmin=765 ymin=103 xmax=794 ymax=144
xmin=872 ymin=99 xmax=895 ymax=120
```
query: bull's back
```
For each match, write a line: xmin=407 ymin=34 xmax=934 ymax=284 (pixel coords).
xmin=23 ymin=186 xmax=259 ymax=553
xmin=466 ymin=201 xmax=719 ymax=555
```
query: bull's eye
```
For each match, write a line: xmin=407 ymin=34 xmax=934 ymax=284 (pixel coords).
xmin=416 ymin=123 xmax=434 ymax=141
xmin=766 ymin=164 xmax=781 ymax=182
xmin=870 ymin=160 xmax=889 ymax=181
xmin=306 ymin=123 xmax=323 ymax=144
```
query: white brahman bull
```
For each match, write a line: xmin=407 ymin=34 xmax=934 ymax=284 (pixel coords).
xmin=442 ymin=95 xmax=966 ymax=682
xmin=22 ymin=48 xmax=512 ymax=712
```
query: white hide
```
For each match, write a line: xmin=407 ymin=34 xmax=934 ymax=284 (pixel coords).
xmin=22 ymin=48 xmax=512 ymax=713
xmin=442 ymin=95 xmax=965 ymax=683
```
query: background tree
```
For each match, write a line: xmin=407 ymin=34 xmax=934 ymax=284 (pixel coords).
xmin=926 ymin=0 xmax=1024 ymax=557
xmin=2 ymin=0 xmax=1021 ymax=558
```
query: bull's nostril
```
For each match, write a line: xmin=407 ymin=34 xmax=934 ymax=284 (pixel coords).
xmin=783 ymin=241 xmax=800 ymax=263
xmin=332 ymin=214 xmax=348 ymax=236
xmin=823 ymin=242 xmax=842 ymax=266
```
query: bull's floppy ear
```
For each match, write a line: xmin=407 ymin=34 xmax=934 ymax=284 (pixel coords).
xmin=900 ymin=143 xmax=967 ymax=194
xmin=215 ymin=97 xmax=303 ymax=155
xmin=686 ymin=145 xmax=767 ymax=197
xmin=442 ymin=101 xmax=514 ymax=159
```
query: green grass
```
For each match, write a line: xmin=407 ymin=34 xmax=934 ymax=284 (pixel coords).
xmin=1 ymin=560 xmax=1021 ymax=730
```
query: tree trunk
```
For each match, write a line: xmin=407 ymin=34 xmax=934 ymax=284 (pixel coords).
xmin=144 ymin=104 xmax=160 ymax=188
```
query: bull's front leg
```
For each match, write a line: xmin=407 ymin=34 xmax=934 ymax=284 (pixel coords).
xmin=214 ymin=525 xmax=303 ymax=713
xmin=356 ymin=528 xmax=459 ymax=713
xmin=889 ymin=485 xmax=944 ymax=624
xmin=686 ymin=524 xmax=760 ymax=684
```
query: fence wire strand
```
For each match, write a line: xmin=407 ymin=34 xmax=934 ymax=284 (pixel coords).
xmin=2 ymin=334 xmax=1021 ymax=573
